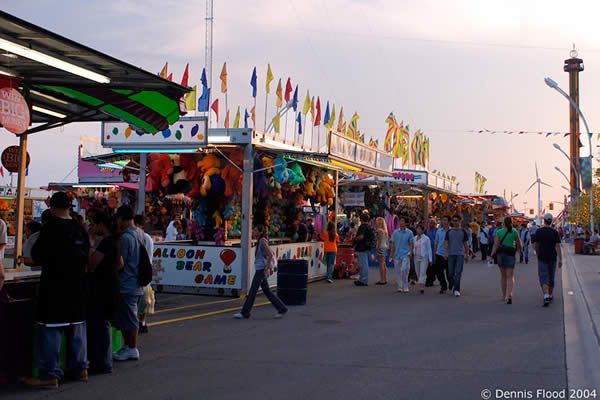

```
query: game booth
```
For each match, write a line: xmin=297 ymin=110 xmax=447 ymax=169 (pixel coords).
xmin=99 ymin=119 xmax=393 ymax=296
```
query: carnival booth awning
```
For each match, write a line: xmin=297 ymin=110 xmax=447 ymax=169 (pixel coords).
xmin=0 ymin=10 xmax=190 ymax=134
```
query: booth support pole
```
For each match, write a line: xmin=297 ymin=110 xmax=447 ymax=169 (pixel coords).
xmin=137 ymin=153 xmax=147 ymax=215
xmin=14 ymin=133 xmax=28 ymax=272
xmin=423 ymin=190 xmax=429 ymax=221
xmin=334 ymin=170 xmax=339 ymax=220
xmin=241 ymin=143 xmax=253 ymax=295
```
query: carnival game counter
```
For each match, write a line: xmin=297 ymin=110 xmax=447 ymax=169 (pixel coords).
xmin=151 ymin=240 xmax=327 ymax=296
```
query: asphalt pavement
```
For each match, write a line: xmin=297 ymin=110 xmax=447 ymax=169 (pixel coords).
xmin=3 ymin=256 xmax=569 ymax=400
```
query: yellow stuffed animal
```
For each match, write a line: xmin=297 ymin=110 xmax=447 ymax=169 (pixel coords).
xmin=317 ymin=175 xmax=335 ymax=206
xmin=197 ymin=154 xmax=221 ymax=196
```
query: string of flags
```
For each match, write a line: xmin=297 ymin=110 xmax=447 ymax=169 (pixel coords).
xmin=472 ymin=129 xmax=598 ymax=139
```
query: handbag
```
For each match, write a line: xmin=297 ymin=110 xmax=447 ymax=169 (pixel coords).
xmin=498 ymin=230 xmax=517 ymax=256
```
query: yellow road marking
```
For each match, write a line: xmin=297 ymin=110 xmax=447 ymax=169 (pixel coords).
xmin=154 ymin=298 xmax=240 ymax=314
xmin=147 ymin=302 xmax=270 ymax=327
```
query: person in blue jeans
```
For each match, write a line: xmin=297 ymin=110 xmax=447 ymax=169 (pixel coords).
xmin=444 ymin=214 xmax=470 ymax=297
xmin=25 ymin=192 xmax=90 ymax=389
xmin=390 ymin=215 xmax=414 ymax=292
xmin=353 ymin=213 xmax=373 ymax=286
xmin=519 ymin=223 xmax=530 ymax=264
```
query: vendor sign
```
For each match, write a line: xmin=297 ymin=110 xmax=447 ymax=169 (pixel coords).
xmin=341 ymin=191 xmax=365 ymax=207
xmin=0 ymin=87 xmax=30 ymax=134
xmin=256 ymin=241 xmax=327 ymax=287
xmin=152 ymin=245 xmax=242 ymax=289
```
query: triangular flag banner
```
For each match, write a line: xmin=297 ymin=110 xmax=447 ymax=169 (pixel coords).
xmin=314 ymin=97 xmax=321 ymax=126
xmin=167 ymin=73 xmax=173 ymax=82
xmin=285 ymin=78 xmax=292 ymax=102
xmin=201 ymin=67 xmax=207 ymax=87
xmin=211 ymin=99 xmax=219 ymax=122
xmin=250 ymin=67 xmax=257 ymax=98
xmin=224 ymin=109 xmax=230 ymax=129
xmin=348 ymin=113 xmax=359 ymax=139
xmin=198 ymin=87 xmax=210 ymax=112
xmin=276 ymin=79 xmax=283 ymax=108
xmin=244 ymin=109 xmax=249 ymax=129
xmin=272 ymin=113 xmax=281 ymax=133
xmin=220 ymin=62 xmax=228 ymax=93
xmin=337 ymin=107 xmax=344 ymax=132
xmin=302 ymin=90 xmax=311 ymax=115
xmin=323 ymin=102 xmax=330 ymax=128
xmin=233 ymin=106 xmax=241 ymax=128
xmin=185 ymin=85 xmax=197 ymax=112
xmin=181 ymin=63 xmax=189 ymax=87
xmin=159 ymin=62 xmax=168 ymax=78
xmin=310 ymin=97 xmax=315 ymax=123
xmin=251 ymin=105 xmax=256 ymax=126
xmin=296 ymin=112 xmax=302 ymax=135
xmin=384 ymin=112 xmax=395 ymax=152
xmin=329 ymin=104 xmax=336 ymax=129
xmin=266 ymin=64 xmax=274 ymax=94
xmin=291 ymin=85 xmax=298 ymax=112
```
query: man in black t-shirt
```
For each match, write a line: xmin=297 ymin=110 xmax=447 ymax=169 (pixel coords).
xmin=532 ymin=213 xmax=562 ymax=307
xmin=354 ymin=213 xmax=373 ymax=286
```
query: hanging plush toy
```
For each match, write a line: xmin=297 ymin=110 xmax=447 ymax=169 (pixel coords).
xmin=262 ymin=156 xmax=274 ymax=174
xmin=213 ymin=210 xmax=223 ymax=229
xmin=253 ymin=155 xmax=268 ymax=198
xmin=192 ymin=202 xmax=208 ymax=227
xmin=214 ymin=228 xmax=225 ymax=246
xmin=268 ymin=176 xmax=282 ymax=200
xmin=316 ymin=175 xmax=335 ymax=206
xmin=288 ymin=162 xmax=306 ymax=186
xmin=197 ymin=153 xmax=221 ymax=196
xmin=221 ymin=149 xmax=243 ymax=197
xmin=274 ymin=157 xmax=296 ymax=185
xmin=146 ymin=153 xmax=173 ymax=193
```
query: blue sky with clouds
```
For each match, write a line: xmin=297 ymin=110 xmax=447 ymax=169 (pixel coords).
xmin=2 ymin=0 xmax=600 ymax=213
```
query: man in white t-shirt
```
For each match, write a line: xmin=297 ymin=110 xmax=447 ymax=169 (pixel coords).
xmin=165 ymin=214 xmax=181 ymax=241
xmin=134 ymin=215 xmax=154 ymax=334
xmin=478 ymin=223 xmax=490 ymax=260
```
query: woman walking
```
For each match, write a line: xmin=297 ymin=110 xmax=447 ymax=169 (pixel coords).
xmin=375 ymin=217 xmax=389 ymax=285
xmin=489 ymin=216 xmax=522 ymax=304
xmin=413 ymin=223 xmax=432 ymax=294
xmin=235 ymin=224 xmax=288 ymax=319
xmin=87 ymin=212 xmax=121 ymax=374
xmin=321 ymin=221 xmax=340 ymax=283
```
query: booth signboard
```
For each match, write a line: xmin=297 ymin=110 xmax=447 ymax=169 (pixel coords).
xmin=329 ymin=131 xmax=392 ymax=171
xmin=341 ymin=191 xmax=365 ymax=206
xmin=390 ymin=170 xmax=427 ymax=184
xmin=257 ymin=241 xmax=327 ymax=287
xmin=0 ymin=87 xmax=30 ymax=134
xmin=1 ymin=146 xmax=30 ymax=173
xmin=102 ymin=116 xmax=208 ymax=150
xmin=329 ymin=132 xmax=356 ymax=161
xmin=152 ymin=245 xmax=242 ymax=290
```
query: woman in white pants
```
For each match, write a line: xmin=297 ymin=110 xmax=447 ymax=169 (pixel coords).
xmin=413 ymin=223 xmax=432 ymax=294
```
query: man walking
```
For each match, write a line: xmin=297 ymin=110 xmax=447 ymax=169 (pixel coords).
xmin=531 ymin=213 xmax=562 ymax=307
xmin=113 ymin=206 xmax=145 ymax=360
xmin=519 ymin=223 xmax=530 ymax=264
xmin=433 ymin=216 xmax=450 ymax=293
xmin=25 ymin=192 xmax=90 ymax=388
xmin=445 ymin=215 xmax=470 ymax=297
xmin=390 ymin=215 xmax=414 ymax=293
xmin=478 ymin=222 xmax=490 ymax=260
xmin=353 ymin=213 xmax=373 ymax=286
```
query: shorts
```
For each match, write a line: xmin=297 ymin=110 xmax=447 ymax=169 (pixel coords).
xmin=538 ymin=260 xmax=557 ymax=288
xmin=498 ymin=253 xmax=516 ymax=269
xmin=115 ymin=294 xmax=141 ymax=332
xmin=376 ymin=248 xmax=387 ymax=257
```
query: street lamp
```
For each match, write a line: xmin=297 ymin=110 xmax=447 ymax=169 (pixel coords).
xmin=555 ymin=166 xmax=570 ymax=185
xmin=546 ymin=77 xmax=594 ymax=232
xmin=554 ymin=144 xmax=581 ymax=225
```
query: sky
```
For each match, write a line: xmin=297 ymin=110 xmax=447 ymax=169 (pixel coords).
xmin=2 ymin=0 xmax=600 ymax=215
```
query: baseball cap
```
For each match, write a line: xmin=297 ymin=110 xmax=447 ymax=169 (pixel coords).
xmin=49 ymin=192 xmax=71 ymax=209
xmin=116 ymin=205 xmax=134 ymax=220
xmin=544 ymin=213 xmax=553 ymax=222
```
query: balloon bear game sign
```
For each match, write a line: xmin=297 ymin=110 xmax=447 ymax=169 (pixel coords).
xmin=152 ymin=245 xmax=242 ymax=290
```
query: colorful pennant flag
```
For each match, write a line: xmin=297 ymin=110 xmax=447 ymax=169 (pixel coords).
xmin=198 ymin=87 xmax=210 ymax=112
xmin=329 ymin=104 xmax=336 ymax=129
xmin=323 ymin=102 xmax=330 ymax=128
xmin=185 ymin=85 xmax=197 ymax=112
xmin=348 ymin=113 xmax=359 ymax=139
xmin=167 ymin=73 xmax=173 ymax=81
xmin=233 ymin=106 xmax=241 ymax=128
xmin=384 ymin=112 xmax=395 ymax=153
xmin=266 ymin=64 xmax=274 ymax=94
xmin=211 ymin=99 xmax=219 ymax=122
xmin=181 ymin=63 xmax=189 ymax=87
xmin=224 ymin=109 xmax=230 ymax=128
xmin=276 ymin=79 xmax=283 ymax=108
xmin=314 ymin=97 xmax=321 ymax=126
xmin=291 ymin=85 xmax=298 ymax=112
xmin=302 ymin=90 xmax=311 ymax=115
xmin=159 ymin=62 xmax=168 ymax=78
xmin=285 ymin=78 xmax=293 ymax=103
xmin=296 ymin=112 xmax=302 ymax=134
xmin=220 ymin=62 xmax=227 ymax=93
xmin=337 ymin=107 xmax=344 ymax=132
xmin=272 ymin=113 xmax=281 ymax=133
xmin=310 ymin=96 xmax=315 ymax=123
xmin=244 ymin=108 xmax=249 ymax=129
xmin=250 ymin=67 xmax=257 ymax=98
xmin=400 ymin=123 xmax=410 ymax=166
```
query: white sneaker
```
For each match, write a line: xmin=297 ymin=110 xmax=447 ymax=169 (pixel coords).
xmin=113 ymin=346 xmax=139 ymax=361
xmin=326 ymin=279 xmax=333 ymax=284
xmin=397 ymin=288 xmax=403 ymax=292
xmin=274 ymin=311 xmax=287 ymax=319
xmin=233 ymin=312 xmax=245 ymax=319
xmin=454 ymin=290 xmax=461 ymax=297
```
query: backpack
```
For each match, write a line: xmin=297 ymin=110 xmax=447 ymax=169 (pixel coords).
xmin=124 ymin=231 xmax=153 ymax=287
xmin=367 ymin=227 xmax=377 ymax=250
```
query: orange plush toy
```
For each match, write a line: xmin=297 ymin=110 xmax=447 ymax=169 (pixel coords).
xmin=146 ymin=153 xmax=173 ymax=193
xmin=221 ymin=149 xmax=243 ymax=197
xmin=316 ymin=174 xmax=335 ymax=206
xmin=196 ymin=153 xmax=221 ymax=196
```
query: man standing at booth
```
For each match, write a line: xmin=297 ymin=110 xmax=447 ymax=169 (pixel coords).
xmin=25 ymin=192 xmax=90 ymax=389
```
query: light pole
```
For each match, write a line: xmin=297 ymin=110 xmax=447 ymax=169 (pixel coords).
xmin=555 ymin=166 xmax=570 ymax=185
xmin=554 ymin=145 xmax=581 ymax=225
xmin=545 ymin=77 xmax=594 ymax=232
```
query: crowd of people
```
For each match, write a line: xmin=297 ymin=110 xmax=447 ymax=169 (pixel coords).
xmin=14 ymin=192 xmax=153 ymax=389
